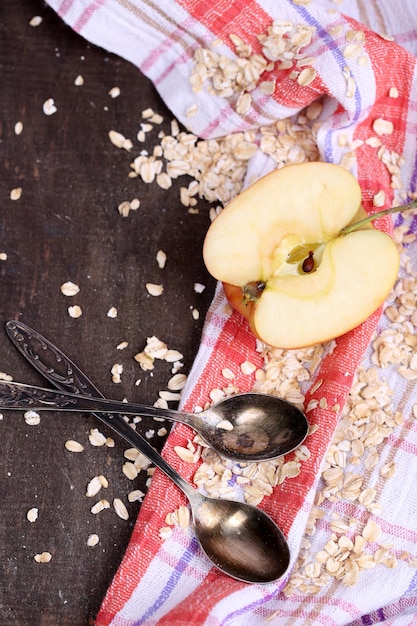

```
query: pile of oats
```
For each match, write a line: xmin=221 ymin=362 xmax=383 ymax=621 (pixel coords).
xmin=109 ymin=21 xmax=322 ymax=213
xmin=151 ymin=24 xmax=417 ymax=593
xmin=189 ymin=20 xmax=317 ymax=113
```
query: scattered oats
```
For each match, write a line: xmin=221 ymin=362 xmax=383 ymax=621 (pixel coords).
xmin=108 ymin=130 xmax=133 ymax=151
xmin=165 ymin=349 xmax=184 ymax=362
xmin=165 ymin=505 xmax=190 ymax=528
xmin=156 ymin=249 xmax=167 ymax=269
xmin=60 ymin=281 xmax=80 ymax=296
xmin=128 ymin=489 xmax=145 ymax=503
xmin=107 ymin=306 xmax=118 ymax=318
xmin=134 ymin=452 xmax=152 ymax=471
xmin=319 ymin=397 xmax=328 ymax=409
xmin=215 ymin=419 xmax=234 ymax=431
xmin=24 ymin=410 xmax=41 ymax=426
xmin=74 ymin=74 xmax=84 ymax=86
xmin=222 ymin=368 xmax=235 ymax=380
xmin=89 ymin=428 xmax=107 ymax=446
xmin=236 ymin=92 xmax=252 ymax=116
xmin=157 ymin=427 xmax=168 ymax=437
xmin=209 ymin=387 xmax=225 ymax=403
xmin=140 ymin=107 xmax=155 ymax=120
xmin=34 ymin=552 xmax=52 ymax=563
xmin=130 ymin=198 xmax=140 ymax=210
xmin=65 ymin=439 xmax=84 ymax=453
xmin=87 ymin=534 xmax=99 ymax=547
xmin=174 ymin=445 xmax=199 ymax=464
xmin=144 ymin=335 xmax=168 ymax=360
xmin=106 ymin=437 xmax=115 ymax=447
xmin=43 ymin=98 xmax=57 ymax=116
xmin=308 ymin=423 xmax=319 ymax=435
xmin=373 ymin=118 xmax=394 ymax=136
xmin=167 ymin=373 xmax=187 ymax=390
xmin=297 ymin=66 xmax=316 ymax=86
xmin=362 ymin=519 xmax=382 ymax=542
xmin=146 ymin=283 xmax=164 ymax=296
xmin=346 ymin=76 xmax=356 ymax=98
xmin=10 ymin=187 xmax=22 ymax=201
xmin=68 ymin=305 xmax=82 ymax=318
xmin=111 ymin=363 xmax=123 ymax=383
xmin=159 ymin=526 xmax=173 ymax=540
xmin=389 ymin=86 xmax=399 ymax=98
xmin=14 ymin=121 xmax=23 ymax=135
xmin=108 ymin=86 xmax=121 ymax=98
xmin=186 ymin=104 xmax=198 ymax=117
xmin=380 ymin=461 xmax=396 ymax=479
xmin=118 ymin=201 xmax=131 ymax=217
xmin=0 ymin=253 xmax=7 ymax=261
xmin=117 ymin=341 xmax=128 ymax=350
xmin=149 ymin=113 xmax=164 ymax=124
xmin=27 ymin=508 xmax=38 ymax=523
xmin=124 ymin=448 xmax=140 ymax=462
xmin=134 ymin=351 xmax=154 ymax=371
xmin=90 ymin=499 xmax=110 ymax=514
xmin=194 ymin=282 xmax=206 ymax=293
xmin=113 ymin=498 xmax=129 ymax=520
xmin=260 ymin=80 xmax=276 ymax=95
xmin=343 ymin=43 xmax=363 ymax=59
xmin=240 ymin=360 xmax=257 ymax=375
xmin=170 ymin=119 xmax=180 ymax=136
xmin=86 ymin=475 xmax=108 ymax=498
xmin=365 ymin=136 xmax=382 ymax=148
xmin=159 ymin=390 xmax=181 ymax=402
xmin=122 ymin=462 xmax=139 ymax=480
xmin=29 ymin=15 xmax=43 ymax=26
xmin=156 ymin=172 xmax=172 ymax=189
xmin=192 ymin=308 xmax=200 ymax=320
xmin=373 ymin=190 xmax=386 ymax=207
xmin=235 ymin=141 xmax=259 ymax=163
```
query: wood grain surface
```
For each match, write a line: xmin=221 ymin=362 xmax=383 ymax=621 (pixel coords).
xmin=0 ymin=1 xmax=216 ymax=623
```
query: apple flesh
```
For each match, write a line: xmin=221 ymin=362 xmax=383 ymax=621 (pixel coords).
xmin=203 ymin=162 xmax=400 ymax=349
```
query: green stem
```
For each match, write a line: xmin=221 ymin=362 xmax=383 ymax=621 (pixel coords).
xmin=340 ymin=199 xmax=417 ymax=235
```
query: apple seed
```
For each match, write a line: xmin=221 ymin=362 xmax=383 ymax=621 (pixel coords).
xmin=302 ymin=251 xmax=315 ymax=273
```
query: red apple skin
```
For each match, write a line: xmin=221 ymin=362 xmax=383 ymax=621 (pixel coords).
xmin=223 ymin=282 xmax=257 ymax=332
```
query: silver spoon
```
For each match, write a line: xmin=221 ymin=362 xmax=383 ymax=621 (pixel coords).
xmin=0 ymin=379 xmax=307 ymax=462
xmin=0 ymin=337 xmax=308 ymax=463
xmin=5 ymin=321 xmax=290 ymax=583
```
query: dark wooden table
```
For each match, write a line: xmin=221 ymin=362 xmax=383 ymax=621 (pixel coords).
xmin=0 ymin=2 xmax=216 ymax=623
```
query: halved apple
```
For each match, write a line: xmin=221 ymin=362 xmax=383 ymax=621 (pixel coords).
xmin=203 ymin=162 xmax=400 ymax=349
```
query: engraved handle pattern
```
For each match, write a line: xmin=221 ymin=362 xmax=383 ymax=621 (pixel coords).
xmin=0 ymin=380 xmax=80 ymax=408
xmin=6 ymin=320 xmax=92 ymax=396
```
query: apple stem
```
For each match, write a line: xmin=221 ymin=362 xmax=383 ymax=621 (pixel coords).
xmin=340 ymin=199 xmax=417 ymax=235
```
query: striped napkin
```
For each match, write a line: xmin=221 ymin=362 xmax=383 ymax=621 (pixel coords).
xmin=46 ymin=1 xmax=417 ymax=623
